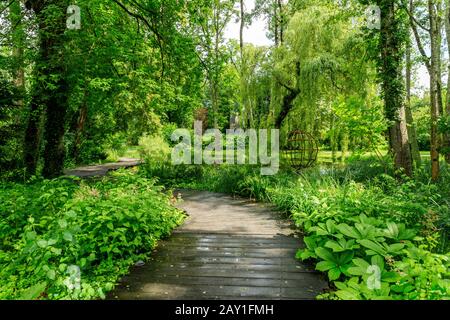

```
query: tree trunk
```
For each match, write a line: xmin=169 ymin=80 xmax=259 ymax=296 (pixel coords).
xmin=24 ymin=2 xmax=45 ymax=176
xmin=331 ymin=115 xmax=337 ymax=163
xmin=239 ymin=0 xmax=247 ymax=128
xmin=429 ymin=0 xmax=441 ymax=180
xmin=24 ymin=100 xmax=42 ymax=176
xmin=436 ymin=0 xmax=444 ymax=117
xmin=405 ymin=33 xmax=422 ymax=168
xmin=444 ymin=0 xmax=450 ymax=163
xmin=240 ymin=0 xmax=244 ymax=59
xmin=277 ymin=0 xmax=284 ymax=44
xmin=26 ymin=0 xmax=69 ymax=178
xmin=341 ymin=129 xmax=349 ymax=163
xmin=379 ymin=0 xmax=413 ymax=176
xmin=275 ymin=89 xmax=298 ymax=129
xmin=273 ymin=1 xmax=279 ymax=46
xmin=72 ymin=96 xmax=88 ymax=164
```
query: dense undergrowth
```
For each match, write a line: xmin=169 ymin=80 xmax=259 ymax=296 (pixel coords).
xmin=0 ymin=171 xmax=184 ymax=300
xmin=141 ymin=157 xmax=450 ymax=300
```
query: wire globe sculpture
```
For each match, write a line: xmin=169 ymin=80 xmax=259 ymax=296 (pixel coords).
xmin=282 ymin=130 xmax=319 ymax=168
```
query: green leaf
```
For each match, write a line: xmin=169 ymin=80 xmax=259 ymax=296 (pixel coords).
xmin=37 ymin=240 xmax=48 ymax=248
xmin=335 ymin=288 xmax=360 ymax=300
xmin=382 ymin=272 xmax=401 ymax=283
xmin=315 ymin=247 xmax=336 ymax=263
xmin=325 ymin=240 xmax=344 ymax=252
xmin=25 ymin=231 xmax=37 ymax=241
xmin=352 ymin=258 xmax=371 ymax=269
xmin=316 ymin=261 xmax=336 ymax=272
xmin=388 ymin=243 xmax=405 ymax=253
xmin=348 ymin=266 xmax=365 ymax=276
xmin=371 ymin=255 xmax=385 ymax=270
xmin=303 ymin=236 xmax=317 ymax=250
xmin=359 ymin=240 xmax=386 ymax=256
xmin=337 ymin=224 xmax=360 ymax=239
xmin=63 ymin=232 xmax=73 ymax=242
xmin=58 ymin=219 xmax=68 ymax=229
xmin=338 ymin=251 xmax=354 ymax=265
xmin=297 ymin=249 xmax=315 ymax=261
xmin=47 ymin=270 xmax=56 ymax=280
xmin=19 ymin=282 xmax=47 ymax=300
xmin=328 ymin=268 xmax=342 ymax=281
xmin=384 ymin=222 xmax=399 ymax=239
xmin=326 ymin=220 xmax=335 ymax=233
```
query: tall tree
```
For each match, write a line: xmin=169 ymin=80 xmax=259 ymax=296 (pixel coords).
xmin=195 ymin=0 xmax=237 ymax=129
xmin=240 ymin=0 xmax=244 ymax=58
xmin=405 ymin=30 xmax=422 ymax=167
xmin=428 ymin=0 xmax=441 ymax=179
xmin=377 ymin=0 xmax=413 ymax=176
xmin=444 ymin=0 xmax=450 ymax=163
xmin=253 ymin=0 xmax=285 ymax=46
xmin=24 ymin=0 xmax=70 ymax=178
xmin=406 ymin=0 xmax=442 ymax=179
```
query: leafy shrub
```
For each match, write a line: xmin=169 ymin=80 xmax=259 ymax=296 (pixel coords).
xmin=77 ymin=139 xmax=108 ymax=165
xmin=0 ymin=171 xmax=184 ymax=300
xmin=0 ymin=77 xmax=24 ymax=176
xmin=138 ymin=134 xmax=171 ymax=164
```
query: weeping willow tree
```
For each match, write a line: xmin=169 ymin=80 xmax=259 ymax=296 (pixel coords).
xmin=240 ymin=1 xmax=383 ymax=155
xmin=270 ymin=4 xmax=352 ymax=137
xmin=240 ymin=44 xmax=271 ymax=129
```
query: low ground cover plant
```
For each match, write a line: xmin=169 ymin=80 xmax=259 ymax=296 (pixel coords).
xmin=0 ymin=171 xmax=184 ymax=300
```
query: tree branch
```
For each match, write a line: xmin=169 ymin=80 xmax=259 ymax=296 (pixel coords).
xmin=112 ymin=0 xmax=165 ymax=78
xmin=407 ymin=0 xmax=431 ymax=71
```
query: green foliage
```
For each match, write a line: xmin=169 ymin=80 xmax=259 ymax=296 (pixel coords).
xmin=0 ymin=171 xmax=184 ymax=299
xmin=138 ymin=134 xmax=171 ymax=165
xmin=154 ymin=158 xmax=450 ymax=300
xmin=0 ymin=76 xmax=24 ymax=177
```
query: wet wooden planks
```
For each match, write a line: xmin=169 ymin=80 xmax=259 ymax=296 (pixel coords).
xmin=108 ymin=190 xmax=328 ymax=300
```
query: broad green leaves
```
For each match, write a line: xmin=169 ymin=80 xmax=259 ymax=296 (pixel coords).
xmin=294 ymin=210 xmax=439 ymax=300
xmin=359 ymin=240 xmax=404 ymax=257
xmin=315 ymin=247 xmax=354 ymax=280
xmin=19 ymin=282 xmax=47 ymax=300
xmin=325 ymin=238 xmax=359 ymax=253
xmin=0 ymin=171 xmax=185 ymax=300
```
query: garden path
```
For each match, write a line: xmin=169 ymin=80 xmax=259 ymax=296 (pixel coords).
xmin=67 ymin=162 xmax=328 ymax=299
xmin=108 ymin=189 xmax=329 ymax=300
xmin=64 ymin=158 xmax=141 ymax=177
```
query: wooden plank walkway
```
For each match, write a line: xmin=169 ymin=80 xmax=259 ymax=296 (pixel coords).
xmin=64 ymin=158 xmax=141 ymax=178
xmin=108 ymin=190 xmax=329 ymax=300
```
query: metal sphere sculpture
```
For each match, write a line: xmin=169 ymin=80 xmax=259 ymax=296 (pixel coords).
xmin=282 ymin=130 xmax=319 ymax=168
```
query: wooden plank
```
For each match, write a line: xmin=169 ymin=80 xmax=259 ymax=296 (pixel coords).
xmin=147 ymin=255 xmax=300 ymax=266
xmin=134 ymin=261 xmax=311 ymax=273
xmin=157 ymin=244 xmax=299 ymax=251
xmin=153 ymin=247 xmax=298 ymax=256
xmin=124 ymin=267 xmax=317 ymax=279
xmin=117 ymin=274 xmax=325 ymax=289
xmin=165 ymin=237 xmax=301 ymax=248
xmin=112 ymin=283 xmax=318 ymax=300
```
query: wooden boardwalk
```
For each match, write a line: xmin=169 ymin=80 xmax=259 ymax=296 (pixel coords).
xmin=108 ymin=190 xmax=328 ymax=300
xmin=64 ymin=158 xmax=141 ymax=178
